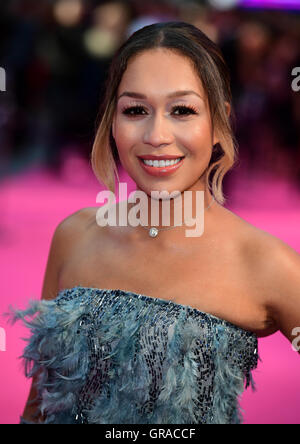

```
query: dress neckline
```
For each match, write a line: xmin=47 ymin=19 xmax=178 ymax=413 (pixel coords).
xmin=57 ymin=285 xmax=258 ymax=338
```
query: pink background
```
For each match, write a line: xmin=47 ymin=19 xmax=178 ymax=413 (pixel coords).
xmin=0 ymin=155 xmax=300 ymax=424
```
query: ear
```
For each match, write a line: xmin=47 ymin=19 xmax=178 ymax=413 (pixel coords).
xmin=213 ymin=124 xmax=220 ymax=146
xmin=212 ymin=102 xmax=231 ymax=146
xmin=225 ymin=101 xmax=231 ymax=118
xmin=213 ymin=133 xmax=219 ymax=147
xmin=213 ymin=101 xmax=231 ymax=146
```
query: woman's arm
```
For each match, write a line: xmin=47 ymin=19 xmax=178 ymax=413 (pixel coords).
xmin=21 ymin=217 xmax=71 ymax=423
xmin=21 ymin=208 xmax=93 ymax=423
xmin=263 ymin=238 xmax=300 ymax=355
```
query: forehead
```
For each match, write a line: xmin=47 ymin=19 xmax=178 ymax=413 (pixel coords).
xmin=118 ymin=48 xmax=206 ymax=98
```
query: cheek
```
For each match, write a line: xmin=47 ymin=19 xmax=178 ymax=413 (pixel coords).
xmin=176 ymin=121 xmax=213 ymax=154
xmin=114 ymin=123 xmax=132 ymax=157
xmin=114 ymin=117 xmax=140 ymax=153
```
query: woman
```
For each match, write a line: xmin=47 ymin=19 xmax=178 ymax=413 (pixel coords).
xmin=10 ymin=22 xmax=300 ymax=424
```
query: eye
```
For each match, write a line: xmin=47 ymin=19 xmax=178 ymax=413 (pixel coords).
xmin=172 ymin=105 xmax=198 ymax=116
xmin=122 ymin=106 xmax=148 ymax=116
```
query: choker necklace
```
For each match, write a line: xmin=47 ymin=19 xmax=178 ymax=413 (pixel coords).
xmin=140 ymin=196 xmax=215 ymax=238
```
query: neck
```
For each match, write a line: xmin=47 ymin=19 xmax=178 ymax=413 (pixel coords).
xmin=131 ymin=182 xmax=214 ymax=231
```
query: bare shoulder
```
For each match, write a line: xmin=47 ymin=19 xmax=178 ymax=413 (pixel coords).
xmin=56 ymin=206 xmax=98 ymax=232
xmin=219 ymin=205 xmax=297 ymax=259
xmin=243 ymin=221 xmax=300 ymax=330
xmin=41 ymin=207 xmax=100 ymax=301
xmin=229 ymin=208 xmax=299 ymax=269
xmin=54 ymin=206 xmax=105 ymax=260
xmin=221 ymin=206 xmax=300 ymax=324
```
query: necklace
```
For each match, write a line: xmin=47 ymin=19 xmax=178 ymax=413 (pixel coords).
xmin=140 ymin=195 xmax=215 ymax=238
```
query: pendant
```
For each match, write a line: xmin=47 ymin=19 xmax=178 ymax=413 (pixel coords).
xmin=149 ymin=227 xmax=159 ymax=238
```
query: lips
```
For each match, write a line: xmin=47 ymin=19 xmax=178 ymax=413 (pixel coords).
xmin=138 ymin=154 xmax=185 ymax=160
xmin=138 ymin=156 xmax=185 ymax=177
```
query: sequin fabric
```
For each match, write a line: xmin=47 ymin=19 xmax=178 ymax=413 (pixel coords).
xmin=12 ymin=286 xmax=259 ymax=424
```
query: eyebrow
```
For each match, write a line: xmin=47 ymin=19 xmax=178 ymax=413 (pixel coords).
xmin=117 ymin=90 xmax=204 ymax=101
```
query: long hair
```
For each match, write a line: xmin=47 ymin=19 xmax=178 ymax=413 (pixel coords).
xmin=90 ymin=21 xmax=238 ymax=205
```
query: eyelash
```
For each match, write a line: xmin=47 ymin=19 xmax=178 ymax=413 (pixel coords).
xmin=121 ymin=104 xmax=198 ymax=117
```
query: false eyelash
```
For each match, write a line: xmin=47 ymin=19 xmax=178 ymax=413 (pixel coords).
xmin=121 ymin=104 xmax=199 ymax=116
xmin=121 ymin=105 xmax=147 ymax=115
xmin=172 ymin=104 xmax=198 ymax=115
xmin=120 ymin=101 xmax=147 ymax=113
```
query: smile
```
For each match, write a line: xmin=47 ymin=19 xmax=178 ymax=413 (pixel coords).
xmin=138 ymin=156 xmax=185 ymax=177
xmin=142 ymin=158 xmax=182 ymax=167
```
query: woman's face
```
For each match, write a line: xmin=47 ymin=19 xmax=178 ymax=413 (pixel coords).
xmin=112 ymin=48 xmax=219 ymax=195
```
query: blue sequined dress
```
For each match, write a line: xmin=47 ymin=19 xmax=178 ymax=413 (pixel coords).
xmin=10 ymin=286 xmax=259 ymax=424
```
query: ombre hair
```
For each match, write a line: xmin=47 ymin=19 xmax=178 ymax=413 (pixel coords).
xmin=91 ymin=21 xmax=238 ymax=205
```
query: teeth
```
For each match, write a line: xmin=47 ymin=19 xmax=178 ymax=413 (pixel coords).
xmin=142 ymin=158 xmax=182 ymax=167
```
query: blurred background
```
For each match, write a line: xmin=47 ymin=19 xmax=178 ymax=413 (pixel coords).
xmin=0 ymin=0 xmax=300 ymax=424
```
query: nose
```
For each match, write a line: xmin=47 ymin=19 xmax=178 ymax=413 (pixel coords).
xmin=142 ymin=113 xmax=173 ymax=147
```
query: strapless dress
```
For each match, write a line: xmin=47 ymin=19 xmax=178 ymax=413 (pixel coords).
xmin=9 ymin=286 xmax=259 ymax=424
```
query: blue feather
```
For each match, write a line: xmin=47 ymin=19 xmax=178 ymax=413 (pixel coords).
xmin=5 ymin=287 xmax=259 ymax=424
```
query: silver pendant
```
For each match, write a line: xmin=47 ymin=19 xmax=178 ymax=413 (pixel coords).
xmin=149 ymin=227 xmax=159 ymax=238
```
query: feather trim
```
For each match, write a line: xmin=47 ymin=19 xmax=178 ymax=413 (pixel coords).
xmin=7 ymin=296 xmax=91 ymax=423
xmin=6 ymin=288 xmax=259 ymax=424
xmin=208 ymin=324 xmax=259 ymax=424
